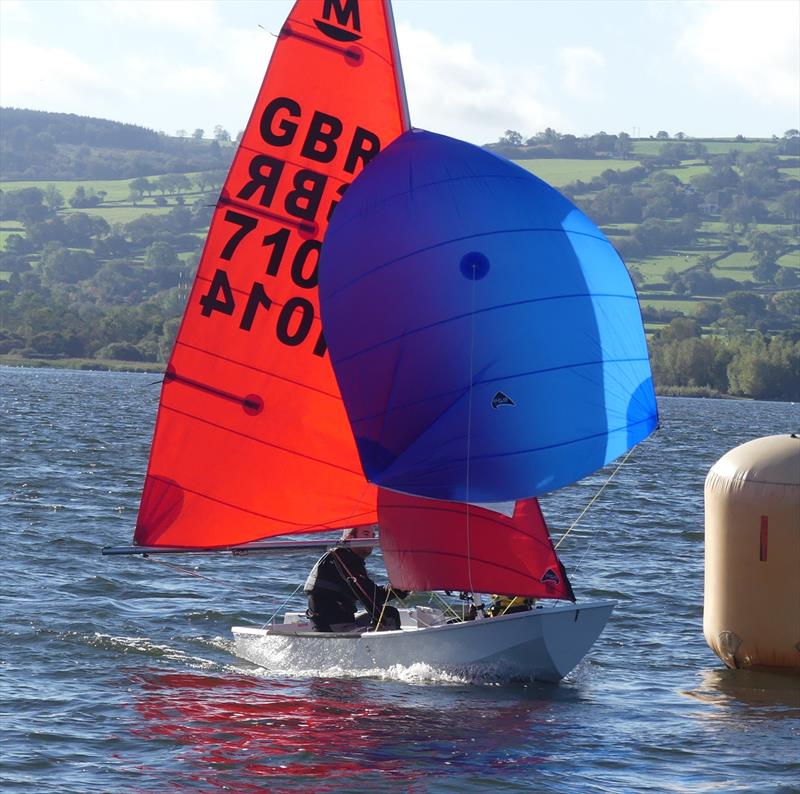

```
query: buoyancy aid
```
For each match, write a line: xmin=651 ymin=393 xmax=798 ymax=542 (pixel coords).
xmin=487 ymin=595 xmax=535 ymax=617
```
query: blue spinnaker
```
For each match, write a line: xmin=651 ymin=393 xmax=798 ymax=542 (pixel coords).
xmin=319 ymin=129 xmax=658 ymax=502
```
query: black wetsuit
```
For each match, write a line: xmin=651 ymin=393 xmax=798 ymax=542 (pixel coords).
xmin=304 ymin=546 xmax=399 ymax=632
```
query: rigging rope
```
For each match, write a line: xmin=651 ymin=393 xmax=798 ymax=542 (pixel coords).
xmin=330 ymin=549 xmax=405 ymax=632
xmin=374 ymin=586 xmax=407 ymax=631
xmin=143 ymin=555 xmax=257 ymax=589
xmin=142 ymin=556 xmax=303 ymax=627
xmin=430 ymin=591 xmax=464 ymax=621
xmin=464 ymin=261 xmax=479 ymax=597
xmin=553 ymin=445 xmax=636 ymax=551
xmin=262 ymin=582 xmax=304 ymax=629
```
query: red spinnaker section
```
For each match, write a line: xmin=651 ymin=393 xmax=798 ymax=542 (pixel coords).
xmin=135 ymin=0 xmax=409 ymax=547
xmin=378 ymin=491 xmax=575 ymax=600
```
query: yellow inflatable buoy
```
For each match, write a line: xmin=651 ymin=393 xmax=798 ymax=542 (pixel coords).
xmin=704 ymin=433 xmax=800 ymax=672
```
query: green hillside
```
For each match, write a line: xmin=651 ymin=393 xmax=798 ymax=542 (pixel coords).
xmin=0 ymin=107 xmax=236 ymax=180
xmin=1 ymin=111 xmax=798 ymax=400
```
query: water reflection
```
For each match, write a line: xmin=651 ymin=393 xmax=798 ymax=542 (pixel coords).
xmin=128 ymin=667 xmax=590 ymax=790
xmin=683 ymin=667 xmax=800 ymax=717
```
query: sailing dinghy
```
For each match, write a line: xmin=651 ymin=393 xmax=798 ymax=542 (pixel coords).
xmin=103 ymin=0 xmax=657 ymax=683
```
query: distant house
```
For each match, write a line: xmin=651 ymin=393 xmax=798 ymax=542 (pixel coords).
xmin=699 ymin=191 xmax=720 ymax=216
xmin=699 ymin=202 xmax=720 ymax=216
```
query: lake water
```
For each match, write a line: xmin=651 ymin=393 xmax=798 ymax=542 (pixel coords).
xmin=1 ymin=366 xmax=798 ymax=793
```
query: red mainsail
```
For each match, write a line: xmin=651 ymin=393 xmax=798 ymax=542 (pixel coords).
xmin=378 ymin=491 xmax=575 ymax=600
xmin=135 ymin=0 xmax=409 ymax=547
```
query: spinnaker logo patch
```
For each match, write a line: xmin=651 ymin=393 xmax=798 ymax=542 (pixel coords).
xmin=541 ymin=569 xmax=560 ymax=585
xmin=315 ymin=0 xmax=362 ymax=42
xmin=492 ymin=391 xmax=515 ymax=409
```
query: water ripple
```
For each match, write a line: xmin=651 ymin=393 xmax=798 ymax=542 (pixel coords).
xmin=1 ymin=367 xmax=798 ymax=793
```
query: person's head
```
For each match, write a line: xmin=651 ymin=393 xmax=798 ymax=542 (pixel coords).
xmin=341 ymin=524 xmax=377 ymax=557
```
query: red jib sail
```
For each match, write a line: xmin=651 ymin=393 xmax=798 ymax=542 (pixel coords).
xmin=378 ymin=491 xmax=575 ymax=600
xmin=135 ymin=0 xmax=409 ymax=547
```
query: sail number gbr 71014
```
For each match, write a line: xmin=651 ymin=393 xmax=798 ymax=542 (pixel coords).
xmin=199 ymin=209 xmax=328 ymax=358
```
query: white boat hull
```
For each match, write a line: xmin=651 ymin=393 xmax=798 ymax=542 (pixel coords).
xmin=232 ymin=600 xmax=615 ymax=683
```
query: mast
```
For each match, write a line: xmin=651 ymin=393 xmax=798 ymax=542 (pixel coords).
xmin=384 ymin=0 xmax=411 ymax=131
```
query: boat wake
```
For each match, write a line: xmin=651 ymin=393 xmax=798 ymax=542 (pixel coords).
xmin=228 ymin=633 xmax=543 ymax=686
xmin=71 ymin=631 xmax=228 ymax=672
xmin=244 ymin=658 xmax=529 ymax=687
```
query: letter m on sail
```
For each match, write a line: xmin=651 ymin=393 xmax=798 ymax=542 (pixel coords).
xmin=315 ymin=0 xmax=362 ymax=42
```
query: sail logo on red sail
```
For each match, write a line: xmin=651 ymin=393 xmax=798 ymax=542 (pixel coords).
xmin=314 ymin=0 xmax=362 ymax=43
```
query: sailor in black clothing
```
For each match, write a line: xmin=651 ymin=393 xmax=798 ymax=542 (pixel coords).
xmin=304 ymin=525 xmax=407 ymax=632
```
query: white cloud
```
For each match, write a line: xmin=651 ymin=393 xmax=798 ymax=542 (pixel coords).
xmin=88 ymin=0 xmax=272 ymax=132
xmin=678 ymin=0 xmax=800 ymax=105
xmin=0 ymin=0 xmax=31 ymax=23
xmin=396 ymin=22 xmax=566 ymax=144
xmin=559 ymin=47 xmax=606 ymax=101
xmin=0 ymin=1 xmax=275 ymax=136
xmin=93 ymin=0 xmax=221 ymax=35
xmin=0 ymin=38 xmax=111 ymax=112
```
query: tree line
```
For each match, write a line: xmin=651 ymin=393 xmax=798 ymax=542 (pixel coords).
xmin=0 ymin=184 xmax=213 ymax=362
xmin=0 ymin=108 xmax=237 ymax=180
xmin=651 ymin=318 xmax=799 ymax=401
xmin=1 ymin=114 xmax=798 ymax=400
xmin=0 ymin=180 xmax=798 ymax=399
xmin=490 ymin=127 xmax=800 ymax=159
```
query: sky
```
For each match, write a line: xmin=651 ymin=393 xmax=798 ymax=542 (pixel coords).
xmin=1 ymin=0 xmax=798 ymax=145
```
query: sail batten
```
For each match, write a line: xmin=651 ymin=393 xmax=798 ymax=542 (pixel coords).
xmin=156 ymin=408 xmax=368 ymax=475
xmin=171 ymin=341 xmax=343 ymax=399
xmin=145 ymin=468 xmax=372 ymax=520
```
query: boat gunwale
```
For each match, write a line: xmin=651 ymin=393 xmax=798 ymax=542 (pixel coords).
xmin=232 ymin=599 xmax=617 ymax=641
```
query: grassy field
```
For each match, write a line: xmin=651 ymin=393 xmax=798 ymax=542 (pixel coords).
xmin=777 ymin=251 xmax=800 ymax=268
xmin=0 ymin=223 xmax=25 ymax=249
xmin=633 ymin=253 xmax=700 ymax=281
xmin=1 ymin=172 xmax=217 ymax=238
xmin=701 ymin=221 xmax=729 ymax=234
xmin=1 ymin=177 xmax=137 ymax=202
xmin=638 ymin=297 xmax=707 ymax=315
xmin=698 ymin=221 xmax=798 ymax=238
xmin=600 ymin=223 xmax=638 ymax=235
xmin=660 ymin=162 xmax=710 ymax=182
xmin=0 ymin=233 xmax=19 ymax=249
xmin=61 ymin=205 xmax=174 ymax=224
xmin=0 ymin=173 xmax=216 ymax=203
xmin=631 ymin=139 xmax=776 ymax=156
xmin=712 ymin=251 xmax=756 ymax=280
xmin=3 ymin=159 xmax=794 ymax=300
xmin=778 ymin=165 xmax=800 ymax=180
xmin=513 ymin=158 xmax=640 ymax=186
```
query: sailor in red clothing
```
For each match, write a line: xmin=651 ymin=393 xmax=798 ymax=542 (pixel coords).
xmin=304 ymin=525 xmax=407 ymax=632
